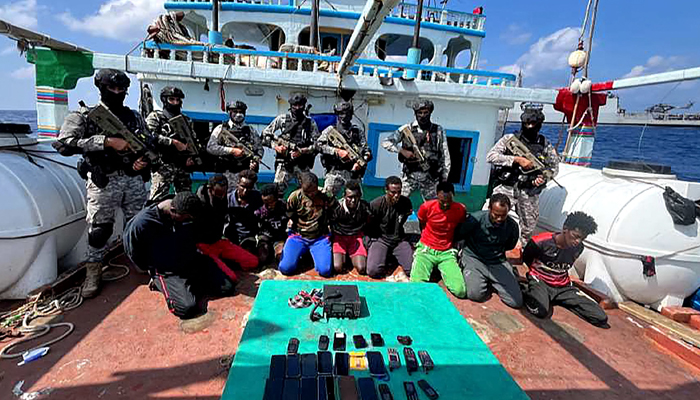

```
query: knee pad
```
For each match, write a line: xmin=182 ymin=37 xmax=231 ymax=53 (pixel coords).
xmin=88 ymin=223 xmax=113 ymax=248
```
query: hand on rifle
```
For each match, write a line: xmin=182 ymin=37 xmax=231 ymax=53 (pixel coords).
xmin=352 ymin=162 xmax=362 ymax=172
xmin=172 ymin=139 xmax=187 ymax=152
xmin=230 ymin=147 xmax=245 ymax=158
xmin=290 ymin=149 xmax=302 ymax=159
xmin=186 ymin=157 xmax=195 ymax=167
xmin=275 ymin=144 xmax=287 ymax=156
xmin=514 ymin=156 xmax=534 ymax=170
xmin=336 ymin=149 xmax=350 ymax=161
xmin=133 ymin=156 xmax=148 ymax=171
xmin=105 ymin=137 xmax=131 ymax=152
xmin=400 ymin=148 xmax=415 ymax=160
xmin=250 ymin=159 xmax=259 ymax=171
xmin=533 ymin=175 xmax=545 ymax=187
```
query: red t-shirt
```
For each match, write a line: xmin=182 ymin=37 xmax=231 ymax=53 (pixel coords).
xmin=417 ymin=200 xmax=467 ymax=251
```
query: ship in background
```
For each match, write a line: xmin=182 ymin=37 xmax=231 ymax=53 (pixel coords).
xmin=508 ymin=93 xmax=700 ymax=127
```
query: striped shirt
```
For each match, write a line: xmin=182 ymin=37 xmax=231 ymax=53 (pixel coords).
xmin=523 ymin=232 xmax=583 ymax=287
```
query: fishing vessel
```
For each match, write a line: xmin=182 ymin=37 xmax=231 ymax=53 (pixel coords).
xmin=1 ymin=1 xmax=700 ymax=398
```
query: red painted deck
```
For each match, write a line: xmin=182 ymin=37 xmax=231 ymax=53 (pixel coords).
xmin=1 ymin=255 xmax=699 ymax=399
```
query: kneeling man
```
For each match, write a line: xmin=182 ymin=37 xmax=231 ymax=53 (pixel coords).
xmin=522 ymin=211 xmax=609 ymax=328
xmin=457 ymin=193 xmax=522 ymax=308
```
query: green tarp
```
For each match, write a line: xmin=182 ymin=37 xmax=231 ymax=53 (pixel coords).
xmin=222 ymin=280 xmax=528 ymax=399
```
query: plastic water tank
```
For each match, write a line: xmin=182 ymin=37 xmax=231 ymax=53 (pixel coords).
xmin=0 ymin=124 xmax=86 ymax=299
xmin=538 ymin=162 xmax=700 ymax=310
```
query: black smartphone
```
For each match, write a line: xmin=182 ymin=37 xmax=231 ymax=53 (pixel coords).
xmin=283 ymin=378 xmax=300 ymax=400
xmin=301 ymin=353 xmax=318 ymax=378
xmin=287 ymin=337 xmax=300 ymax=355
xmin=324 ymin=376 xmax=336 ymax=400
xmin=318 ymin=351 xmax=333 ymax=376
xmin=286 ymin=354 xmax=301 ymax=378
xmin=387 ymin=348 xmax=400 ymax=371
xmin=417 ymin=350 xmax=434 ymax=373
xmin=302 ymin=377 xmax=318 ymax=400
xmin=403 ymin=381 xmax=418 ymax=400
xmin=357 ymin=377 xmax=379 ymax=400
xmin=263 ymin=378 xmax=284 ymax=400
xmin=353 ymin=334 xmax=368 ymax=349
xmin=334 ymin=352 xmax=350 ymax=376
xmin=403 ymin=348 xmax=418 ymax=375
xmin=366 ymin=351 xmax=388 ymax=378
xmin=370 ymin=333 xmax=384 ymax=347
xmin=269 ymin=355 xmax=286 ymax=379
xmin=333 ymin=332 xmax=346 ymax=351
xmin=319 ymin=335 xmax=330 ymax=351
xmin=417 ymin=379 xmax=439 ymax=400
xmin=338 ymin=376 xmax=359 ymax=400
xmin=377 ymin=383 xmax=394 ymax=400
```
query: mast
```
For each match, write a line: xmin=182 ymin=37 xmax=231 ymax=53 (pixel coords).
xmin=405 ymin=0 xmax=425 ymax=79
xmin=209 ymin=0 xmax=222 ymax=44
xmin=310 ymin=0 xmax=320 ymax=50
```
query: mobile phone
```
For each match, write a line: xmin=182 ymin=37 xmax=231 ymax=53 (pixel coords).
xmin=417 ymin=350 xmax=434 ymax=373
xmin=370 ymin=333 xmax=384 ymax=347
xmin=353 ymin=335 xmax=368 ymax=349
xmin=334 ymin=352 xmax=350 ymax=376
xmin=318 ymin=376 xmax=328 ymax=400
xmin=387 ymin=348 xmax=400 ymax=371
xmin=357 ymin=377 xmax=379 ymax=400
xmin=377 ymin=383 xmax=394 ymax=400
xmin=366 ymin=351 xmax=388 ymax=378
xmin=302 ymin=377 xmax=319 ymax=400
xmin=283 ymin=378 xmax=300 ymax=400
xmin=403 ymin=381 xmax=418 ymax=400
xmin=287 ymin=337 xmax=300 ymax=355
xmin=403 ymin=348 xmax=418 ymax=375
xmin=318 ymin=351 xmax=333 ymax=376
xmin=286 ymin=354 xmax=301 ymax=378
xmin=263 ymin=378 xmax=284 ymax=400
xmin=319 ymin=335 xmax=330 ymax=351
xmin=301 ymin=353 xmax=318 ymax=378
xmin=269 ymin=354 xmax=286 ymax=379
xmin=333 ymin=332 xmax=346 ymax=351
xmin=417 ymin=379 xmax=439 ymax=399
xmin=324 ymin=376 xmax=336 ymax=400
xmin=338 ymin=376 xmax=359 ymax=400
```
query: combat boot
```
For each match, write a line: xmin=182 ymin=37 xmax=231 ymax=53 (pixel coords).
xmin=82 ymin=262 xmax=103 ymax=298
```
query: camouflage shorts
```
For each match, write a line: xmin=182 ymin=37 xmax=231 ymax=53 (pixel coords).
xmin=274 ymin=164 xmax=310 ymax=194
xmin=323 ymin=169 xmax=355 ymax=197
xmin=149 ymin=163 xmax=192 ymax=201
xmin=401 ymin=171 xmax=438 ymax=201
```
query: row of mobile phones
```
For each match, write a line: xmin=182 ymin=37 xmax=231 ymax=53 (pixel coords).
xmin=270 ymin=351 xmax=387 ymax=379
xmin=263 ymin=376 xmax=439 ymax=400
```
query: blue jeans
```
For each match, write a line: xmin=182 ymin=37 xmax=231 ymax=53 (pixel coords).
xmin=279 ymin=234 xmax=333 ymax=277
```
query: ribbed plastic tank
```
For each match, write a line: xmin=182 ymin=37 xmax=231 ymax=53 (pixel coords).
xmin=0 ymin=123 xmax=86 ymax=299
xmin=538 ymin=162 xmax=700 ymax=310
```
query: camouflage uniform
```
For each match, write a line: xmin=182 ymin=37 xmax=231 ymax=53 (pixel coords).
xmin=487 ymin=133 xmax=560 ymax=245
xmin=381 ymin=120 xmax=450 ymax=201
xmin=58 ymin=103 xmax=163 ymax=263
xmin=207 ymin=120 xmax=263 ymax=190
xmin=262 ymin=113 xmax=320 ymax=193
xmin=318 ymin=123 xmax=371 ymax=196
xmin=145 ymin=110 xmax=194 ymax=201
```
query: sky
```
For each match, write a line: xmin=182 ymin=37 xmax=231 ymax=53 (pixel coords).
xmin=0 ymin=0 xmax=698 ymax=112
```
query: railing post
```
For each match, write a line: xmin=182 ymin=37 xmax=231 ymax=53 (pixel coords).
xmin=282 ymin=56 xmax=287 ymax=70
xmin=187 ymin=51 xmax=193 ymax=62
xmin=459 ymin=74 xmax=465 ymax=84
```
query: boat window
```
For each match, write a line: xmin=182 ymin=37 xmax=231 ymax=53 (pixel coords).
xmin=443 ymin=36 xmax=472 ymax=68
xmin=220 ymin=22 xmax=286 ymax=51
xmin=445 ymin=136 xmax=473 ymax=187
xmin=375 ymin=34 xmax=435 ymax=64
xmin=298 ymin=28 xmax=351 ymax=55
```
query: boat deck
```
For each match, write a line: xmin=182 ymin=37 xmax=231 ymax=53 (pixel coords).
xmin=1 ymin=254 xmax=699 ymax=399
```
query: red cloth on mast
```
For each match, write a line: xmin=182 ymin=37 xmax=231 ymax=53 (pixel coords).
xmin=553 ymin=88 xmax=607 ymax=125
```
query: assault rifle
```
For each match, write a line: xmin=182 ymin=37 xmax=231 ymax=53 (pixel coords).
xmin=221 ymin=129 xmax=270 ymax=169
xmin=398 ymin=126 xmax=430 ymax=172
xmin=168 ymin=114 xmax=203 ymax=166
xmin=84 ymin=101 xmax=159 ymax=164
xmin=326 ymin=126 xmax=367 ymax=169
xmin=505 ymin=135 xmax=562 ymax=187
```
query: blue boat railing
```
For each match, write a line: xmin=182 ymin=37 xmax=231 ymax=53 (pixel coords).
xmin=165 ymin=0 xmax=485 ymax=31
xmin=142 ymin=41 xmax=515 ymax=87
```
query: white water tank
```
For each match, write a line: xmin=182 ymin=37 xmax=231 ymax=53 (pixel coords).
xmin=538 ymin=162 xmax=700 ymax=310
xmin=0 ymin=124 xmax=87 ymax=299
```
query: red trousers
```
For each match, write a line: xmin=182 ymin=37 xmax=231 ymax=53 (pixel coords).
xmin=197 ymin=239 xmax=259 ymax=281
